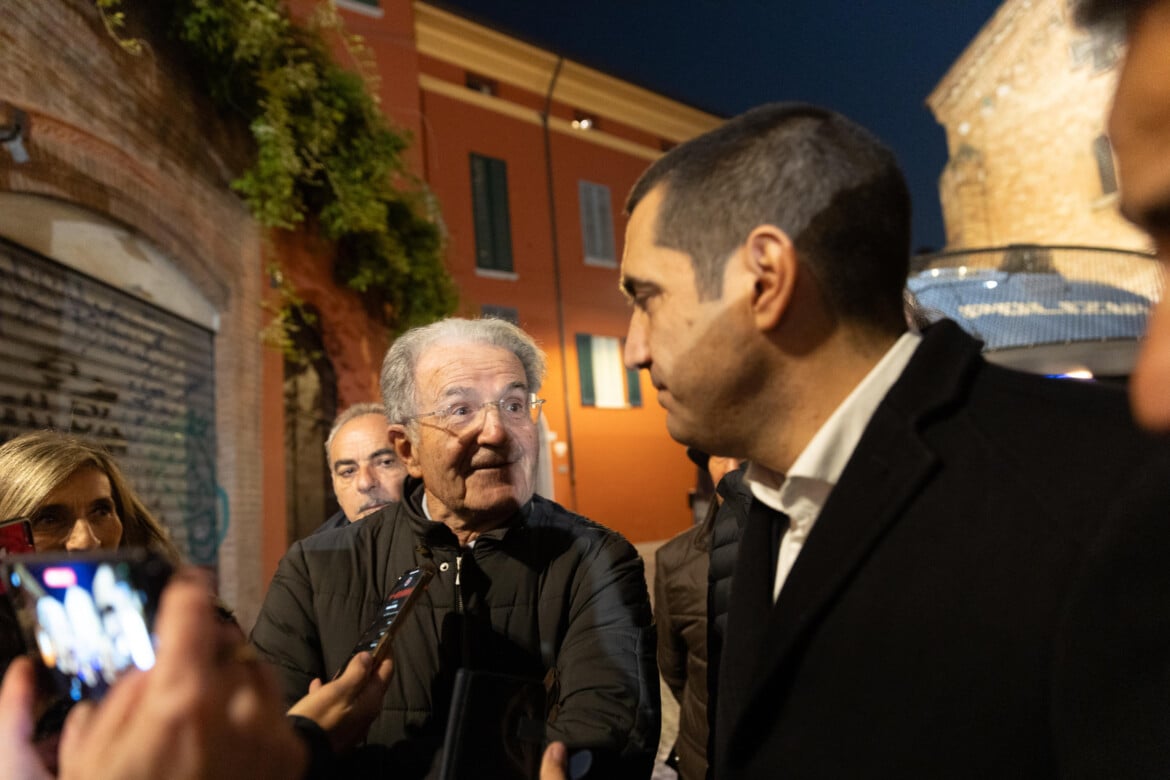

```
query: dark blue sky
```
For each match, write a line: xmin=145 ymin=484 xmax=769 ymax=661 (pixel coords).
xmin=434 ymin=0 xmax=1003 ymax=252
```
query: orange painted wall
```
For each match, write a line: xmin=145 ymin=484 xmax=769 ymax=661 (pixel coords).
xmin=262 ymin=1 xmax=697 ymax=547
xmin=417 ymin=84 xmax=694 ymax=543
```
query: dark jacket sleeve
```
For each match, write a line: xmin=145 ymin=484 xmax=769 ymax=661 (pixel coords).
xmin=1053 ymin=451 xmax=1170 ymax=777
xmin=250 ymin=539 xmax=327 ymax=708
xmin=655 ymin=535 xmax=689 ymax=702
xmin=546 ymin=529 xmax=660 ymax=779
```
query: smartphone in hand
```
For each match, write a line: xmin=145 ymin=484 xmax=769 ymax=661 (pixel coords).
xmin=0 ymin=549 xmax=172 ymax=702
xmin=0 ymin=517 xmax=34 ymax=557
xmin=334 ymin=564 xmax=434 ymax=679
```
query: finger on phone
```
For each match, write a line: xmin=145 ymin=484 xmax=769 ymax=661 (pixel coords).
xmin=150 ymin=576 xmax=219 ymax=690
xmin=0 ymin=657 xmax=37 ymax=739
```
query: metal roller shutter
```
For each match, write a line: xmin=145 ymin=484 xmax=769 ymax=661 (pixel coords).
xmin=0 ymin=237 xmax=221 ymax=565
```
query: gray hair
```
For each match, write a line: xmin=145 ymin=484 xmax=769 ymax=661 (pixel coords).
xmin=380 ymin=318 xmax=547 ymax=424
xmin=324 ymin=402 xmax=387 ymax=462
xmin=626 ymin=102 xmax=911 ymax=335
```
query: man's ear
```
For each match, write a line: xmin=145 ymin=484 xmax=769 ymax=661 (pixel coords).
xmin=743 ymin=225 xmax=798 ymax=331
xmin=388 ymin=424 xmax=425 ymax=478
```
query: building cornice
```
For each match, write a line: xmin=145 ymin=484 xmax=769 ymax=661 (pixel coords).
xmin=419 ymin=74 xmax=663 ymax=161
xmin=414 ymin=2 xmax=721 ymax=144
xmin=928 ymin=0 xmax=1033 ymax=115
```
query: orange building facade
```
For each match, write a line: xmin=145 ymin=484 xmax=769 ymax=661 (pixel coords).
xmin=0 ymin=0 xmax=720 ymax=620
xmin=265 ymin=0 xmax=724 ymax=575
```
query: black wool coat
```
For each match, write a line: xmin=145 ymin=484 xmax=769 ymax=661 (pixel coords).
xmin=712 ymin=320 xmax=1170 ymax=779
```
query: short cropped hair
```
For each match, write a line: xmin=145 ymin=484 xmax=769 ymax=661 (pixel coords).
xmin=324 ymin=402 xmax=387 ymax=462
xmin=1073 ymin=0 xmax=1155 ymax=30
xmin=626 ymin=102 xmax=911 ymax=334
xmin=380 ymin=317 xmax=547 ymax=424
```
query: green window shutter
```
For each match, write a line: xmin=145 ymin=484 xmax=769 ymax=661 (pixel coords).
xmin=470 ymin=154 xmax=513 ymax=272
xmin=595 ymin=185 xmax=615 ymax=262
xmin=488 ymin=157 xmax=513 ymax=271
xmin=576 ymin=333 xmax=595 ymax=406
xmin=579 ymin=181 xmax=615 ymax=265
xmin=470 ymin=154 xmax=493 ymax=269
xmin=626 ymin=366 xmax=642 ymax=407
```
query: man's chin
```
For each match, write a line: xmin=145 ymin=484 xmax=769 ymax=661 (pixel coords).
xmin=664 ymin=411 xmax=700 ymax=448
xmin=355 ymin=502 xmax=391 ymax=520
xmin=465 ymin=474 xmax=533 ymax=508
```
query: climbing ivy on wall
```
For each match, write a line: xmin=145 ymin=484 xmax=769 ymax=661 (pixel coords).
xmin=99 ymin=0 xmax=457 ymax=336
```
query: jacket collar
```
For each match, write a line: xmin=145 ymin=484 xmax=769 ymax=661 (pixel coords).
xmin=401 ymin=476 xmax=534 ymax=548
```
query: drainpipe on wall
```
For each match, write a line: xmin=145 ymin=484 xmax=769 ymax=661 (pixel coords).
xmin=540 ymin=56 xmax=579 ymax=510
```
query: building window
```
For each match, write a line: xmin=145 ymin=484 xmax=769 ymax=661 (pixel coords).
xmin=576 ymin=334 xmax=641 ymax=409
xmin=470 ymin=153 xmax=514 ymax=273
xmin=336 ymin=0 xmax=382 ymax=14
xmin=465 ymin=72 xmax=497 ymax=96
xmin=1093 ymin=134 xmax=1118 ymax=196
xmin=480 ymin=304 xmax=518 ymax=324
xmin=578 ymin=181 xmax=616 ymax=267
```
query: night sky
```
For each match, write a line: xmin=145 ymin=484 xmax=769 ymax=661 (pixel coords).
xmin=433 ymin=0 xmax=1005 ymax=252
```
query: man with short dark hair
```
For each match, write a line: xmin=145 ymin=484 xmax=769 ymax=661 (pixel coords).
xmin=317 ymin=403 xmax=405 ymax=532
xmin=620 ymin=103 xmax=1170 ymax=777
xmin=253 ymin=317 xmax=659 ymax=779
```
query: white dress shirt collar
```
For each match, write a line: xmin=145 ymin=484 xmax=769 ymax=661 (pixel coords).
xmin=744 ymin=330 xmax=922 ymax=600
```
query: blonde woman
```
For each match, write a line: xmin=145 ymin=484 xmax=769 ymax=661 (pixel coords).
xmin=0 ymin=430 xmax=180 ymax=562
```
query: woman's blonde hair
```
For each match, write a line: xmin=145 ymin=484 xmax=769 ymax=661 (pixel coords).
xmin=0 ymin=430 xmax=182 ymax=563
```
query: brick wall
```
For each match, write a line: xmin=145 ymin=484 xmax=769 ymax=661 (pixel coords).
xmin=0 ymin=1 xmax=271 ymax=624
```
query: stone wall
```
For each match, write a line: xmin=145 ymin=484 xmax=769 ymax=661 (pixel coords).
xmin=928 ymin=0 xmax=1151 ymax=253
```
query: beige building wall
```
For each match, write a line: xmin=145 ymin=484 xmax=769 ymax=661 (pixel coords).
xmin=928 ymin=0 xmax=1152 ymax=255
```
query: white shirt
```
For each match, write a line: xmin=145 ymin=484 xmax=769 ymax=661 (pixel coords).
xmin=744 ymin=331 xmax=922 ymax=603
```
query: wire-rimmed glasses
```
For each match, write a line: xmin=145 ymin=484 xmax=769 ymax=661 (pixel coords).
xmin=406 ymin=392 xmax=545 ymax=432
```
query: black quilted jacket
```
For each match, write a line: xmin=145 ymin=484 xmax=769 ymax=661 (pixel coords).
xmin=251 ymin=478 xmax=659 ymax=779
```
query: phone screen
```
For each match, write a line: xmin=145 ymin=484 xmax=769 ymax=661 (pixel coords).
xmin=1 ymin=550 xmax=172 ymax=702
xmin=334 ymin=564 xmax=434 ymax=679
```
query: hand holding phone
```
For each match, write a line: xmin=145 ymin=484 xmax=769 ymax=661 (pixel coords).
xmin=0 ymin=517 xmax=34 ymax=558
xmin=334 ymin=564 xmax=434 ymax=680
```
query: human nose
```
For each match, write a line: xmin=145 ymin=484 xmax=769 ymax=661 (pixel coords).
xmin=64 ymin=519 xmax=101 ymax=551
xmin=623 ymin=311 xmax=650 ymax=370
xmin=356 ymin=463 xmax=378 ymax=492
xmin=475 ymin=402 xmax=510 ymax=443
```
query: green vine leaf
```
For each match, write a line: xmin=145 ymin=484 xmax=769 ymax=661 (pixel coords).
xmin=99 ymin=0 xmax=458 ymax=357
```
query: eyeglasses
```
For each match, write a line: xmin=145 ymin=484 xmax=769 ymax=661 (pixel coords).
xmin=407 ymin=393 xmax=545 ymax=432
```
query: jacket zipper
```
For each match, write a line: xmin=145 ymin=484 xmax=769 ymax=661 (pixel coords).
xmin=455 ymin=552 xmax=464 ymax=614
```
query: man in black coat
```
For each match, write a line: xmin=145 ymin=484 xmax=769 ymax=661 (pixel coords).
xmin=253 ymin=317 xmax=659 ymax=779
xmin=619 ymin=102 xmax=1170 ymax=777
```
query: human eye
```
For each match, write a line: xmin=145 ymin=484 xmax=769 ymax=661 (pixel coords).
xmin=501 ymin=398 xmax=527 ymax=415
xmin=446 ymin=402 xmax=474 ymax=418
xmin=91 ymin=499 xmax=116 ymax=518
xmin=630 ymin=285 xmax=660 ymax=313
xmin=33 ymin=506 xmax=70 ymax=529
xmin=376 ymin=455 xmax=398 ymax=468
xmin=336 ymin=466 xmax=356 ymax=479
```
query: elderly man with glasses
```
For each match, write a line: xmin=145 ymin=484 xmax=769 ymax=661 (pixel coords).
xmin=251 ymin=317 xmax=659 ymax=779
